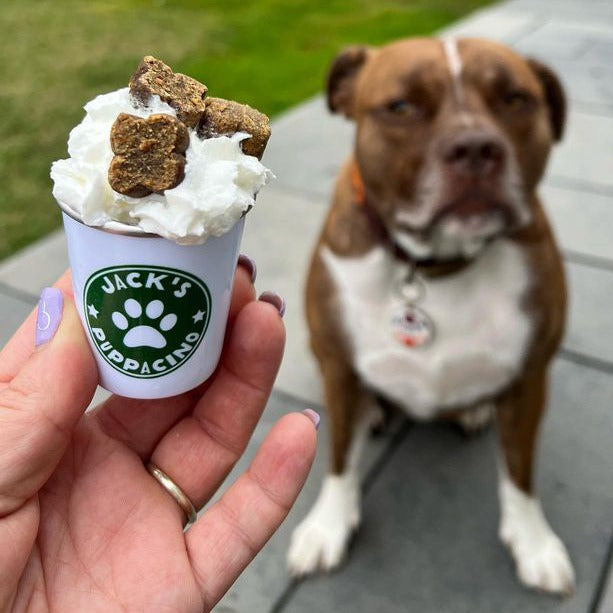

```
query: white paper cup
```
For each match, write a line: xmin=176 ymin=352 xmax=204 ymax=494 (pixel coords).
xmin=61 ymin=210 xmax=244 ymax=399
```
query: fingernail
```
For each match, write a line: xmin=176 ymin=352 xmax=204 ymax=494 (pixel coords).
xmin=258 ymin=291 xmax=285 ymax=317
xmin=35 ymin=287 xmax=64 ymax=348
xmin=302 ymin=409 xmax=320 ymax=430
xmin=238 ymin=254 xmax=257 ymax=283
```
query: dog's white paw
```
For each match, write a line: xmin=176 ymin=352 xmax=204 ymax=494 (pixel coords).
xmin=458 ymin=402 xmax=495 ymax=435
xmin=499 ymin=476 xmax=575 ymax=596
xmin=287 ymin=474 xmax=360 ymax=577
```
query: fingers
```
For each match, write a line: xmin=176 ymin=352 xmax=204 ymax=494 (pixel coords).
xmin=149 ymin=297 xmax=285 ymax=510
xmin=0 ymin=289 xmax=97 ymax=516
xmin=185 ymin=412 xmax=317 ymax=610
xmin=0 ymin=271 xmax=73 ymax=381
xmin=90 ymin=263 xmax=257 ymax=458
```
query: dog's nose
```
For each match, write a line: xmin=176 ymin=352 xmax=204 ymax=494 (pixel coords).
xmin=443 ymin=132 xmax=505 ymax=176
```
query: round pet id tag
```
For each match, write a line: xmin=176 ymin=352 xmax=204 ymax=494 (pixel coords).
xmin=391 ymin=304 xmax=434 ymax=348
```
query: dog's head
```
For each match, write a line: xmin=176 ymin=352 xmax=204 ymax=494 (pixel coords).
xmin=327 ymin=38 xmax=566 ymax=259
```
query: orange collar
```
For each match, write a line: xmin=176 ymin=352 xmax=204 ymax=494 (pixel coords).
xmin=350 ymin=160 xmax=366 ymax=207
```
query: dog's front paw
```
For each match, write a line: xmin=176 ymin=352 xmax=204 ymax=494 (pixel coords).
xmin=503 ymin=527 xmax=575 ymax=596
xmin=287 ymin=474 xmax=360 ymax=577
xmin=499 ymin=478 xmax=575 ymax=596
xmin=287 ymin=510 xmax=355 ymax=577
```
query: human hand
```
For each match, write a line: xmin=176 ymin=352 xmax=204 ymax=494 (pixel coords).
xmin=0 ymin=262 xmax=318 ymax=612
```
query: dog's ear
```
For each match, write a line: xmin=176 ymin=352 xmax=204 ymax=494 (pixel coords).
xmin=327 ymin=46 xmax=371 ymax=118
xmin=527 ymin=58 xmax=566 ymax=142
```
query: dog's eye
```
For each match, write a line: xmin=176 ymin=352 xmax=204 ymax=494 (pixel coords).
xmin=503 ymin=90 xmax=533 ymax=111
xmin=386 ymin=99 xmax=421 ymax=117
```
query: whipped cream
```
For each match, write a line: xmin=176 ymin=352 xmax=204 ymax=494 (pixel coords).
xmin=51 ymin=88 xmax=273 ymax=244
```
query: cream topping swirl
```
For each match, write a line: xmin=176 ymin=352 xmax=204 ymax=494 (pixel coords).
xmin=51 ymin=88 xmax=273 ymax=243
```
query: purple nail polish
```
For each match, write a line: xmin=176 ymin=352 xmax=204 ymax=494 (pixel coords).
xmin=238 ymin=254 xmax=257 ymax=283
xmin=258 ymin=291 xmax=285 ymax=317
xmin=302 ymin=409 xmax=321 ymax=430
xmin=35 ymin=288 xmax=64 ymax=348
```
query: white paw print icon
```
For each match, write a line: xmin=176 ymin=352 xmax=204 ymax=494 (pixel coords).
xmin=112 ymin=298 xmax=177 ymax=349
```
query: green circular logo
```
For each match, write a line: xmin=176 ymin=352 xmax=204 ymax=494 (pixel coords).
xmin=83 ymin=265 xmax=212 ymax=378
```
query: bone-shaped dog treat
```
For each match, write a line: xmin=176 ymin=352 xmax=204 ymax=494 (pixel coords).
xmin=199 ymin=97 xmax=271 ymax=159
xmin=129 ymin=56 xmax=208 ymax=128
xmin=108 ymin=113 xmax=189 ymax=197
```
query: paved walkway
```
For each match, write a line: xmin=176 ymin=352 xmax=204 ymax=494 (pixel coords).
xmin=1 ymin=0 xmax=612 ymax=611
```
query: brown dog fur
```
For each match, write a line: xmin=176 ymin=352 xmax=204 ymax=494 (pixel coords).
xmin=290 ymin=38 xmax=574 ymax=594
xmin=307 ymin=38 xmax=566 ymax=489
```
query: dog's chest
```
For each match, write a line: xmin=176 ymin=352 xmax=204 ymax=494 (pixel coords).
xmin=321 ymin=240 xmax=534 ymax=418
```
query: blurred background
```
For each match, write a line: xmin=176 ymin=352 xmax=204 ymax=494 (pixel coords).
xmin=0 ymin=0 xmax=491 ymax=262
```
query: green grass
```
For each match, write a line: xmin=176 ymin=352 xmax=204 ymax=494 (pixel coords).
xmin=0 ymin=0 xmax=493 ymax=261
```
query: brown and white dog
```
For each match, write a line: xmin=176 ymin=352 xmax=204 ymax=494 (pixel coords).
xmin=287 ymin=37 xmax=575 ymax=595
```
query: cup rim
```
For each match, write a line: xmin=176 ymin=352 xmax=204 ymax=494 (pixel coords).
xmin=57 ymin=199 xmax=160 ymax=238
xmin=58 ymin=199 xmax=252 ymax=240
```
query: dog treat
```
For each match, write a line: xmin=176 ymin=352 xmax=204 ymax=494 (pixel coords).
xmin=129 ymin=56 xmax=208 ymax=128
xmin=51 ymin=56 xmax=273 ymax=244
xmin=108 ymin=113 xmax=189 ymax=197
xmin=200 ymin=97 xmax=271 ymax=159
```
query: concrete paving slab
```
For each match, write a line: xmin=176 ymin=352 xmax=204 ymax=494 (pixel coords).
xmin=513 ymin=21 xmax=613 ymax=114
xmin=542 ymin=60 xmax=613 ymax=116
xmin=598 ymin=569 xmax=613 ymax=613
xmin=514 ymin=33 xmax=592 ymax=63
xmin=283 ymin=358 xmax=613 ymax=613
xmin=88 ymin=386 xmax=112 ymax=411
xmin=261 ymin=97 xmax=354 ymax=201
xmin=542 ymin=184 xmax=613 ymax=262
xmin=505 ymin=0 xmax=613 ymax=24
xmin=586 ymin=39 xmax=613 ymax=65
xmin=0 ymin=229 xmax=67 ymax=297
xmin=241 ymin=184 xmax=326 ymax=405
xmin=213 ymin=390 xmax=405 ymax=613
xmin=442 ymin=5 xmax=538 ymax=42
xmin=0 ymin=291 xmax=35 ymax=347
xmin=516 ymin=19 xmax=613 ymax=53
xmin=565 ymin=261 xmax=613 ymax=365
xmin=550 ymin=111 xmax=613 ymax=191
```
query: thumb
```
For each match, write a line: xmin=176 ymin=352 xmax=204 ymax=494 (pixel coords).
xmin=0 ymin=288 xmax=97 ymax=516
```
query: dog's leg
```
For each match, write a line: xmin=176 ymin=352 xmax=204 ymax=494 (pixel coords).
xmin=288 ymin=363 xmax=373 ymax=576
xmin=496 ymin=368 xmax=575 ymax=595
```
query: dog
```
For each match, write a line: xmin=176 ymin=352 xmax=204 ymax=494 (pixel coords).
xmin=287 ymin=37 xmax=575 ymax=596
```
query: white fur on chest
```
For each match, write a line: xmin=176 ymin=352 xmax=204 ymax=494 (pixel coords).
xmin=321 ymin=240 xmax=533 ymax=419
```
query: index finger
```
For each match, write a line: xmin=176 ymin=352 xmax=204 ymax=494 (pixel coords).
xmin=186 ymin=412 xmax=317 ymax=610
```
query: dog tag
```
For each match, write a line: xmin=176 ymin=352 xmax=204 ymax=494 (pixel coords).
xmin=391 ymin=304 xmax=434 ymax=348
